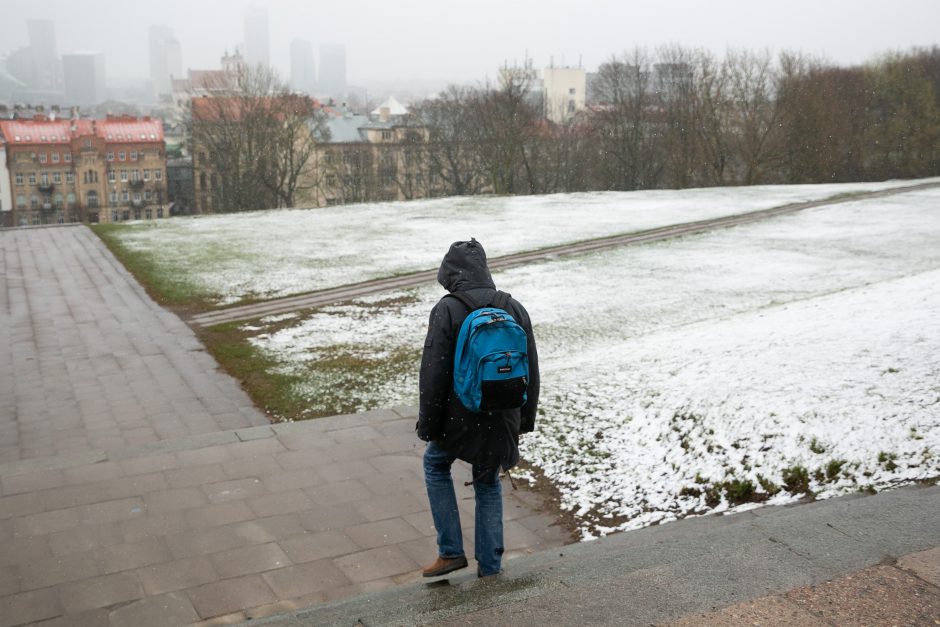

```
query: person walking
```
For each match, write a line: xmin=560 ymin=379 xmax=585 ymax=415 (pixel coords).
xmin=416 ymin=239 xmax=540 ymax=578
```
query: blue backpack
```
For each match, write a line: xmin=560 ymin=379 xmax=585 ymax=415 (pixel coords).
xmin=448 ymin=291 xmax=529 ymax=413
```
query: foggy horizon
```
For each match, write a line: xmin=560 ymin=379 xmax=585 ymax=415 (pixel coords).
xmin=1 ymin=0 xmax=938 ymax=90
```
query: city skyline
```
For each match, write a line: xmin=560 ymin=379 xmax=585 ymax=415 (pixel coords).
xmin=1 ymin=0 xmax=938 ymax=89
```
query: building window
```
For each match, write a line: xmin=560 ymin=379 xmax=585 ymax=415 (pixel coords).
xmin=119 ymin=151 xmax=126 ymax=161
xmin=326 ymin=175 xmax=336 ymax=186
xmin=112 ymin=210 xmax=119 ymax=222
xmin=154 ymin=170 xmax=162 ymax=181
xmin=67 ymin=192 xmax=76 ymax=208
xmin=143 ymin=170 xmax=151 ymax=181
xmin=54 ymin=193 xmax=63 ymax=209
xmin=381 ymin=130 xmax=392 ymax=140
xmin=107 ymin=151 xmax=114 ymax=161
xmin=122 ymin=190 xmax=130 ymax=201
xmin=41 ymin=173 xmax=49 ymax=186
xmin=110 ymin=191 xmax=118 ymax=204
xmin=53 ymin=172 xmax=62 ymax=184
xmin=64 ymin=152 xmax=71 ymax=162
xmin=66 ymin=172 xmax=74 ymax=184
xmin=31 ymin=194 xmax=39 ymax=208
xmin=15 ymin=173 xmax=23 ymax=185
xmin=144 ymin=209 xmax=152 ymax=220
xmin=144 ymin=190 xmax=152 ymax=201
xmin=52 ymin=152 xmax=60 ymax=163
xmin=28 ymin=173 xmax=37 ymax=185
xmin=133 ymin=192 xmax=141 ymax=202
xmin=16 ymin=194 xmax=26 ymax=208
xmin=39 ymin=152 xmax=47 ymax=163
xmin=157 ymin=208 xmax=164 ymax=218
xmin=108 ymin=170 xmax=116 ymax=183
xmin=120 ymin=170 xmax=128 ymax=182
xmin=569 ymin=87 xmax=576 ymax=95
xmin=131 ymin=170 xmax=140 ymax=182
xmin=131 ymin=151 xmax=138 ymax=161
xmin=86 ymin=191 xmax=99 ymax=208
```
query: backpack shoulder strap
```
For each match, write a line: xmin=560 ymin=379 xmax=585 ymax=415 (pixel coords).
xmin=445 ymin=291 xmax=476 ymax=312
xmin=492 ymin=290 xmax=511 ymax=310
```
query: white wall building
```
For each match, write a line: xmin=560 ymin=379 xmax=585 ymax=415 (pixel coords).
xmin=0 ymin=140 xmax=12 ymax=223
xmin=543 ymin=66 xmax=586 ymax=124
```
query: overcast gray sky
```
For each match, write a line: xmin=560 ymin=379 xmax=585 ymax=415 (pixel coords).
xmin=1 ymin=0 xmax=938 ymax=85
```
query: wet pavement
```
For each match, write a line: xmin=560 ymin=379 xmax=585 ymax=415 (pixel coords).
xmin=0 ymin=225 xmax=568 ymax=626
xmin=253 ymin=485 xmax=940 ymax=626
xmin=2 ymin=224 xmax=938 ymax=626
xmin=0 ymin=226 xmax=268 ymax=464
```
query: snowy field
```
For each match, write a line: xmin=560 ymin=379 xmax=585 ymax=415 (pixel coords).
xmin=243 ymin=186 xmax=940 ymax=537
xmin=108 ymin=179 xmax=932 ymax=305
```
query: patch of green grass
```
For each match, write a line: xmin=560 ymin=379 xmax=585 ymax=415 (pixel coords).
xmin=782 ymin=465 xmax=811 ymax=494
xmin=877 ymin=451 xmax=899 ymax=472
xmin=92 ymin=224 xmax=215 ymax=311
xmin=825 ymin=459 xmax=847 ymax=481
xmin=724 ymin=479 xmax=755 ymax=504
xmin=809 ymin=437 xmax=826 ymax=454
xmin=757 ymin=474 xmax=780 ymax=496
xmin=200 ymin=321 xmax=308 ymax=422
xmin=287 ymin=344 xmax=421 ymax=418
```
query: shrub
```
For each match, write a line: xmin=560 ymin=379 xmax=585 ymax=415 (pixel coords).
xmin=782 ymin=465 xmax=810 ymax=493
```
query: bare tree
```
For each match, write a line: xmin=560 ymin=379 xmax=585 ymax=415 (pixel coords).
xmin=725 ymin=49 xmax=786 ymax=184
xmin=412 ymin=86 xmax=485 ymax=196
xmin=190 ymin=63 xmax=328 ymax=211
xmin=590 ymin=48 xmax=662 ymax=190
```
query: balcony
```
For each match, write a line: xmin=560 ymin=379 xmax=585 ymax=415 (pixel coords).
xmin=41 ymin=202 xmax=53 ymax=211
xmin=129 ymin=180 xmax=144 ymax=189
xmin=131 ymin=199 xmax=144 ymax=208
xmin=38 ymin=183 xmax=54 ymax=193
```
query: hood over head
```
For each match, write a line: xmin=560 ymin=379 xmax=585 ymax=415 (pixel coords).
xmin=437 ymin=238 xmax=495 ymax=293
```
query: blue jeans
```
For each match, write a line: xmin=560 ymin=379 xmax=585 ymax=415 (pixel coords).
xmin=423 ymin=441 xmax=504 ymax=576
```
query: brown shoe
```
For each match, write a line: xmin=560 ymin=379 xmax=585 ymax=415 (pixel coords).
xmin=422 ymin=555 xmax=468 ymax=577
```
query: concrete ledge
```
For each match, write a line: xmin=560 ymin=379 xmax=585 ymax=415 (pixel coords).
xmin=244 ymin=485 xmax=940 ymax=627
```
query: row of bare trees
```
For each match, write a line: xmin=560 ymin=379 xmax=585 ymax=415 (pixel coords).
xmin=411 ymin=46 xmax=940 ymax=197
xmin=191 ymin=47 xmax=938 ymax=213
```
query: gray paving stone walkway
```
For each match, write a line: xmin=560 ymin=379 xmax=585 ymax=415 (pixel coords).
xmin=0 ymin=409 xmax=569 ymax=626
xmin=0 ymin=225 xmax=569 ymax=626
xmin=0 ymin=226 xmax=268 ymax=464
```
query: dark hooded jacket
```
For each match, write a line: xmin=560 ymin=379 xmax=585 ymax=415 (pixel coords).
xmin=416 ymin=239 xmax=540 ymax=470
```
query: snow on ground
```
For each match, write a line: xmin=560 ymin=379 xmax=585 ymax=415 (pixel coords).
xmin=244 ymin=187 xmax=940 ymax=537
xmin=111 ymin=179 xmax=933 ymax=305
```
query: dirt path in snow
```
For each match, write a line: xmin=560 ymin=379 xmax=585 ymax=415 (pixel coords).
xmin=188 ymin=180 xmax=940 ymax=328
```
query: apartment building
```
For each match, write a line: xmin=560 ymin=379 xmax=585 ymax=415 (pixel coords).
xmin=0 ymin=114 xmax=167 ymax=226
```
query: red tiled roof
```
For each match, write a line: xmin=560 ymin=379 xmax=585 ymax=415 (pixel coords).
xmin=0 ymin=116 xmax=163 ymax=145
xmin=191 ymin=95 xmax=320 ymax=122
xmin=0 ymin=119 xmax=75 ymax=145
xmin=96 ymin=117 xmax=164 ymax=143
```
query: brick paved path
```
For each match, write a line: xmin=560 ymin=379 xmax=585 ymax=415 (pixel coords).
xmin=0 ymin=226 xmax=569 ymax=626
xmin=0 ymin=409 xmax=568 ymax=626
xmin=0 ymin=226 xmax=268 ymax=464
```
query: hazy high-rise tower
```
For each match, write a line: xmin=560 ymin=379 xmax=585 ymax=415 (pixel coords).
xmin=244 ymin=6 xmax=270 ymax=68
xmin=63 ymin=52 xmax=106 ymax=105
xmin=290 ymin=40 xmax=316 ymax=95
xmin=26 ymin=19 xmax=61 ymax=91
xmin=318 ymin=44 xmax=347 ymax=100
xmin=149 ymin=25 xmax=182 ymax=98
